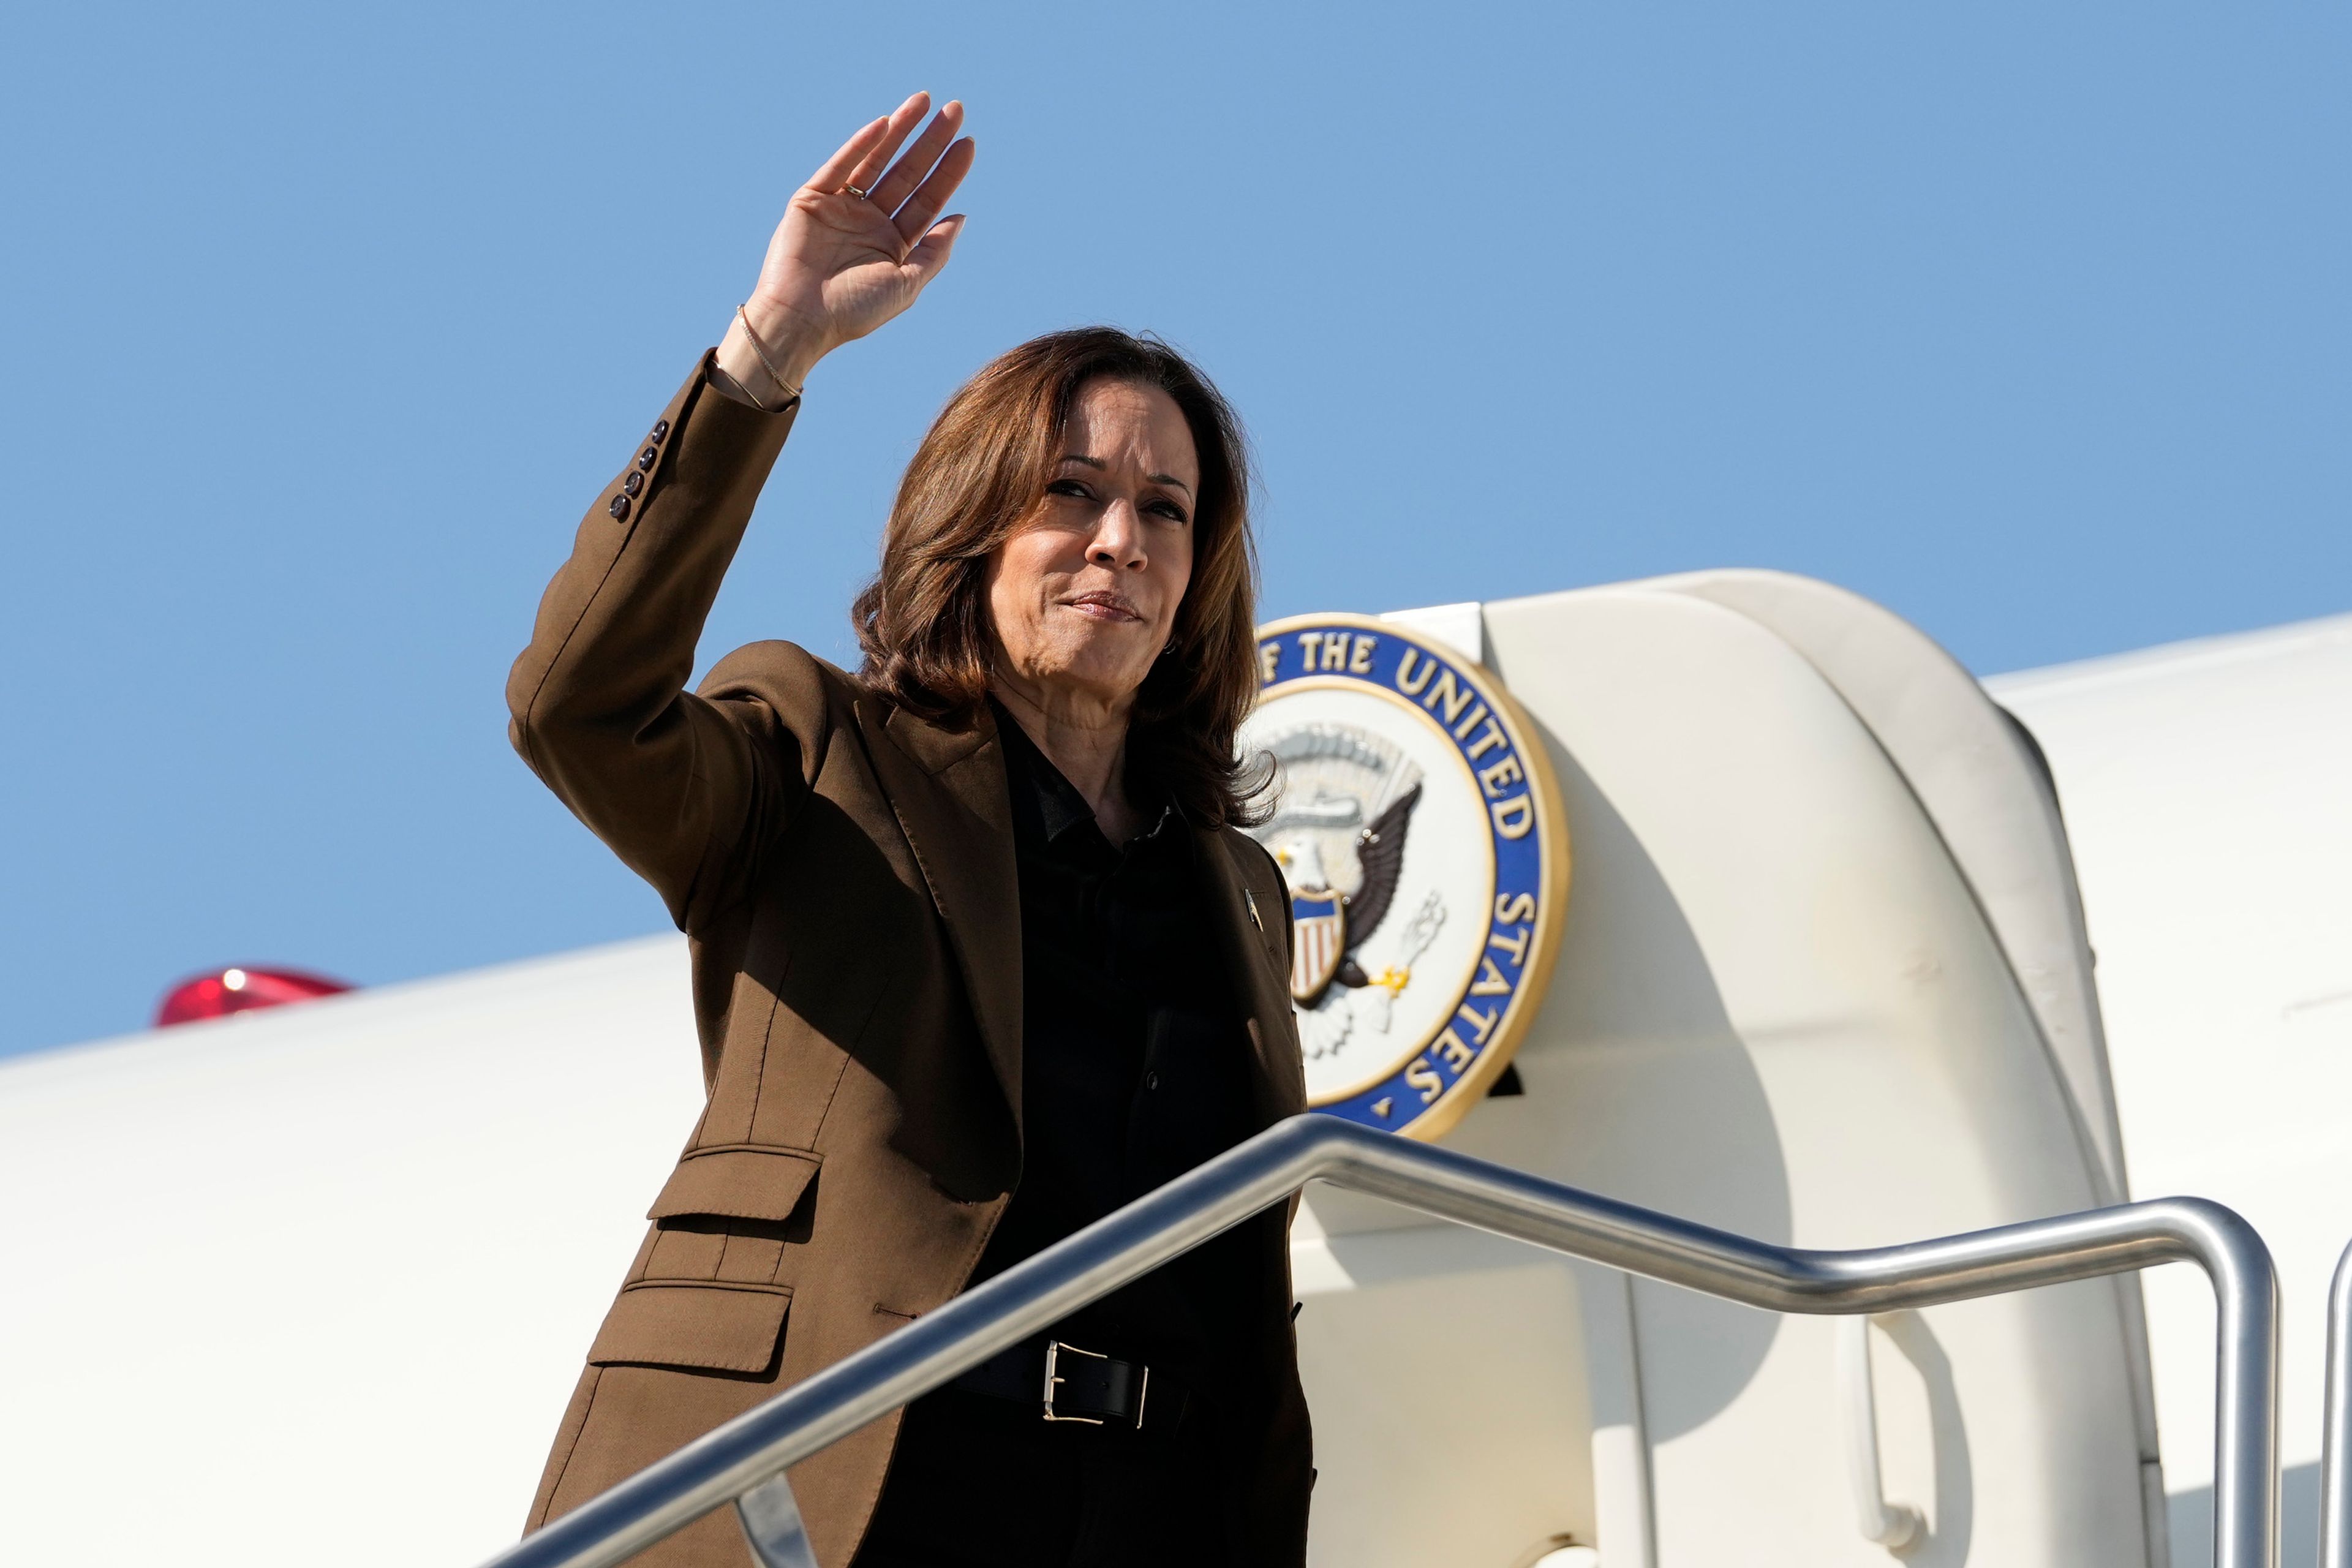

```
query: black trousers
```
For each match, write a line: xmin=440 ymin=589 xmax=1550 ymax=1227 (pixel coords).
xmin=850 ymin=1389 xmax=1238 ymax=1567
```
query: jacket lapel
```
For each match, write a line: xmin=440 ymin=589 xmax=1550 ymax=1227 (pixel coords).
xmin=857 ymin=695 xmax=1301 ymax=1140
xmin=1194 ymin=826 xmax=1309 ymax=1126
xmin=861 ymin=700 xmax=1026 ymax=1137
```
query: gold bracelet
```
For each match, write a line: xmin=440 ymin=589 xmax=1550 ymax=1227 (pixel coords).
xmin=736 ymin=304 xmax=804 ymax=410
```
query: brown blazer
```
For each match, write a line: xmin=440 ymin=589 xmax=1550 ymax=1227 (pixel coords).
xmin=507 ymin=354 xmax=1313 ymax=1568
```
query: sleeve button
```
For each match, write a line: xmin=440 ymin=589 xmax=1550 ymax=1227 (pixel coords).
xmin=649 ymin=420 xmax=669 ymax=442
xmin=636 ymin=447 xmax=658 ymax=472
xmin=622 ymin=471 xmax=643 ymax=496
xmin=606 ymin=494 xmax=630 ymax=521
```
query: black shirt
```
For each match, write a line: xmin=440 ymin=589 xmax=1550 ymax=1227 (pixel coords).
xmin=966 ymin=706 xmax=1263 ymax=1373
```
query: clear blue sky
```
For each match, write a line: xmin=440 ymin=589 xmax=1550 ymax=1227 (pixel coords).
xmin=2 ymin=3 xmax=2345 ymax=1057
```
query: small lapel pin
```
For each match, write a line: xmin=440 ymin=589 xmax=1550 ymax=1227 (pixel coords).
xmin=1245 ymin=888 xmax=1264 ymax=930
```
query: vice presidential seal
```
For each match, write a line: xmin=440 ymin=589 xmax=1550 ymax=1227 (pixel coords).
xmin=1244 ymin=614 xmax=1569 ymax=1140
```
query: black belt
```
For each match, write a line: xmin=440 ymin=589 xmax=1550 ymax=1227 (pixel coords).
xmin=948 ymin=1336 xmax=1190 ymax=1433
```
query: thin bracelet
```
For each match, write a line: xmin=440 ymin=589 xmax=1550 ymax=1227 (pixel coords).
xmin=736 ymin=304 xmax=804 ymax=410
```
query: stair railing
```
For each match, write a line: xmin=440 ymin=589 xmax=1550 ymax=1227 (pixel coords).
xmin=2318 ymin=1240 xmax=2352 ymax=1567
xmin=470 ymin=1114 xmax=2278 ymax=1568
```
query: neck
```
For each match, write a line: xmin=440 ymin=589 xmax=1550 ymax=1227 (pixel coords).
xmin=990 ymin=675 xmax=1149 ymax=843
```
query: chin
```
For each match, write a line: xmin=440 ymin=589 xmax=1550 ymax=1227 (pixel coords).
xmin=1039 ymin=643 xmax=1156 ymax=704
xmin=1062 ymin=624 xmax=1150 ymax=665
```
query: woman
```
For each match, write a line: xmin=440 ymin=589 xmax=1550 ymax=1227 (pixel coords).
xmin=508 ymin=94 xmax=1311 ymax=1568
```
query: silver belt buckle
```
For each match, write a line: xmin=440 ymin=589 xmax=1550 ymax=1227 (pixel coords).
xmin=1041 ymin=1339 xmax=1149 ymax=1427
xmin=1041 ymin=1339 xmax=1106 ymax=1424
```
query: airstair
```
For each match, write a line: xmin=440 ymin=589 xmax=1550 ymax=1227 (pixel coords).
xmin=475 ymin=1114 xmax=2281 ymax=1568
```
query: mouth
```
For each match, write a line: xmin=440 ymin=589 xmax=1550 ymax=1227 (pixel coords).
xmin=1061 ymin=590 xmax=1144 ymax=624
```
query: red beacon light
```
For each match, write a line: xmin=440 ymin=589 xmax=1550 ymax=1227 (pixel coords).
xmin=154 ymin=966 xmax=355 ymax=1028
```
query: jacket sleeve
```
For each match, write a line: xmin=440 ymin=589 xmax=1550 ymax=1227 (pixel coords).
xmin=505 ymin=352 xmax=815 ymax=930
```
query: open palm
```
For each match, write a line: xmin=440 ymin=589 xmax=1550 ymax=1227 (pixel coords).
xmin=744 ymin=94 xmax=976 ymax=366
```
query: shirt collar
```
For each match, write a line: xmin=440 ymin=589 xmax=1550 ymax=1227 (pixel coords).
xmin=991 ymin=699 xmax=1179 ymax=848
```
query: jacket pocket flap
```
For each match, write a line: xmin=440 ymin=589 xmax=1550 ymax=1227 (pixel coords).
xmin=647 ymin=1147 xmax=820 ymax=1223
xmin=588 ymin=1282 xmax=791 ymax=1373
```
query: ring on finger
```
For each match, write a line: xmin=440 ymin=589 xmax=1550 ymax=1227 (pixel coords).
xmin=842 ymin=183 xmax=870 ymax=201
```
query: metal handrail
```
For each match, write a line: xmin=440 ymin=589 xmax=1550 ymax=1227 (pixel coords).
xmin=2320 ymin=1240 xmax=2352 ymax=1567
xmin=474 ymin=1114 xmax=2279 ymax=1568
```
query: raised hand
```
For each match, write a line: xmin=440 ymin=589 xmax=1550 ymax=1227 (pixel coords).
xmin=717 ymin=94 xmax=975 ymax=402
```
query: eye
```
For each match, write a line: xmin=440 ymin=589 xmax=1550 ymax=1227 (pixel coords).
xmin=1147 ymin=498 xmax=1191 ymax=524
xmin=1046 ymin=478 xmax=1094 ymax=501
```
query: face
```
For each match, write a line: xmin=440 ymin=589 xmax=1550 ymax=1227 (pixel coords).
xmin=985 ymin=377 xmax=1200 ymax=712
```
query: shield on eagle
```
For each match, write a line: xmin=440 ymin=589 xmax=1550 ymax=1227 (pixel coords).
xmin=1290 ymin=888 xmax=1346 ymax=1005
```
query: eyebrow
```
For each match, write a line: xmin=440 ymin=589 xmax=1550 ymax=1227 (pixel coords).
xmin=1058 ymin=453 xmax=1194 ymax=497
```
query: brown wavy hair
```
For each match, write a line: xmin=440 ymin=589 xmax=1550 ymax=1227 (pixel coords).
xmin=852 ymin=327 xmax=1268 ymax=827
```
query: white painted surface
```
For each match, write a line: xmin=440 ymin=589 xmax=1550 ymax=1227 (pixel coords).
xmin=1380 ymin=600 xmax=1485 ymax=666
xmin=1295 ymin=586 xmax=2148 ymax=1568
xmin=1646 ymin=568 xmax=2128 ymax=1203
xmin=1292 ymin=1229 xmax=1602 ymax=1566
xmin=1991 ymin=612 xmax=2352 ymax=1565
xmin=0 ymin=937 xmax=704 ymax=1568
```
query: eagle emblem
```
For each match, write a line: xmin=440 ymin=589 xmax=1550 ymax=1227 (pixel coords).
xmin=1251 ymin=725 xmax=1439 ymax=1060
xmin=1283 ymin=788 xmax=1423 ymax=1006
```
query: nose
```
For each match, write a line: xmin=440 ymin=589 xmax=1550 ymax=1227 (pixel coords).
xmin=1086 ymin=499 xmax=1148 ymax=572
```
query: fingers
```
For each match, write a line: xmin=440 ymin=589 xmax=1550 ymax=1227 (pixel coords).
xmin=902 ymin=214 xmax=967 ymax=286
xmin=866 ymin=99 xmax=964 ymax=216
xmin=891 ymin=136 xmax=975 ymax=246
xmin=806 ymin=115 xmax=893 ymax=195
xmin=844 ymin=92 xmax=932 ymax=196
